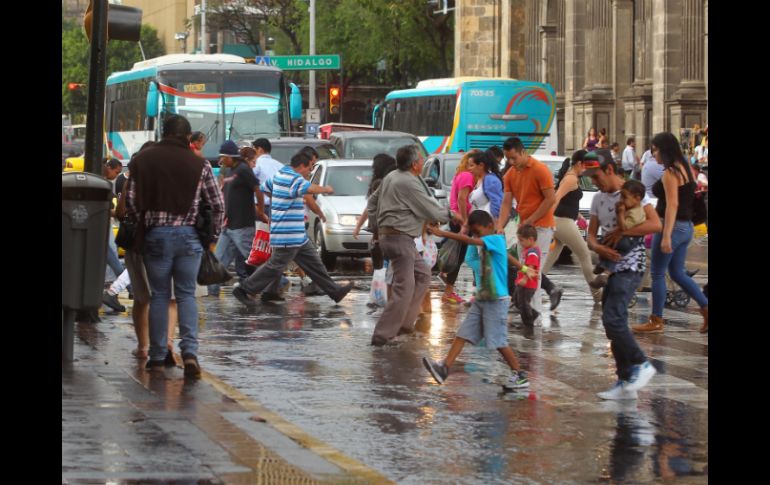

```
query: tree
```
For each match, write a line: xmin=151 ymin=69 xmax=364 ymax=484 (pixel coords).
xmin=62 ymin=20 xmax=165 ymax=119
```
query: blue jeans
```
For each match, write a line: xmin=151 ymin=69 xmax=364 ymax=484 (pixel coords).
xmin=105 ymin=229 xmax=125 ymax=281
xmin=209 ymin=226 xmax=256 ymax=295
xmin=143 ymin=226 xmax=203 ymax=361
xmin=651 ymin=220 xmax=708 ymax=317
xmin=602 ymin=271 xmax=647 ymax=381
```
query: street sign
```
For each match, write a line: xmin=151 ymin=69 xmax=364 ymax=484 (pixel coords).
xmin=305 ymin=122 xmax=320 ymax=136
xmin=254 ymin=56 xmax=272 ymax=66
xmin=269 ymin=55 xmax=340 ymax=71
xmin=306 ymin=109 xmax=321 ymax=123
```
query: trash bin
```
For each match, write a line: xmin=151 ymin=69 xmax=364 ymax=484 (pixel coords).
xmin=62 ymin=172 xmax=112 ymax=361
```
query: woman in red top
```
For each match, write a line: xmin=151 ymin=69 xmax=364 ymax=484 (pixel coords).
xmin=190 ymin=131 xmax=206 ymax=158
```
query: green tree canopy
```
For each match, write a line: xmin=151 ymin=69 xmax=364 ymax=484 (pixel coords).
xmin=62 ymin=19 xmax=165 ymax=120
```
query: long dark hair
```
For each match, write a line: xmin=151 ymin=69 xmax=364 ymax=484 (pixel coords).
xmin=469 ymin=151 xmax=502 ymax=182
xmin=368 ymin=153 xmax=397 ymax=196
xmin=556 ymin=149 xmax=587 ymax=185
xmin=651 ymin=132 xmax=689 ymax=176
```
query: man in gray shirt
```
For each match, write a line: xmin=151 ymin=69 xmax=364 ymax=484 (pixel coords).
xmin=367 ymin=145 xmax=450 ymax=346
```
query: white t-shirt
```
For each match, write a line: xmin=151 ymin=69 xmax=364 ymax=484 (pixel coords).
xmin=469 ymin=180 xmax=491 ymax=214
xmin=590 ymin=190 xmax=653 ymax=273
xmin=253 ymin=154 xmax=285 ymax=206
xmin=622 ymin=146 xmax=637 ymax=171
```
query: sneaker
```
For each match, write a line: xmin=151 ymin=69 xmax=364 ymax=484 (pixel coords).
xmin=624 ymin=361 xmax=657 ymax=392
xmin=233 ymin=285 xmax=258 ymax=307
xmin=261 ymin=292 xmax=286 ymax=302
xmin=549 ymin=286 xmax=563 ymax=311
xmin=145 ymin=359 xmax=165 ymax=370
xmin=102 ymin=292 xmax=126 ymax=312
xmin=442 ymin=291 xmax=465 ymax=304
xmin=422 ymin=357 xmax=449 ymax=384
xmin=332 ymin=282 xmax=354 ymax=303
xmin=182 ymin=353 xmax=201 ymax=379
xmin=589 ymin=274 xmax=609 ymax=289
xmin=597 ymin=380 xmax=638 ymax=400
xmin=164 ymin=350 xmax=176 ymax=367
xmin=503 ymin=370 xmax=530 ymax=390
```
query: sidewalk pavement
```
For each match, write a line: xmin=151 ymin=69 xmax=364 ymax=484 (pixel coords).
xmin=62 ymin=314 xmax=391 ymax=485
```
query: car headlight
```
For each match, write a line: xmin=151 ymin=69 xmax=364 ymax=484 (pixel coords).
xmin=338 ymin=215 xmax=359 ymax=226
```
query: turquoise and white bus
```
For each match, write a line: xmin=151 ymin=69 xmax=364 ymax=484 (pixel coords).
xmin=373 ymin=77 xmax=557 ymax=155
xmin=105 ymin=54 xmax=302 ymax=164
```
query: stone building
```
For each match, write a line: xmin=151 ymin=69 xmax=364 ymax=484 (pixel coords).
xmin=454 ymin=0 xmax=708 ymax=155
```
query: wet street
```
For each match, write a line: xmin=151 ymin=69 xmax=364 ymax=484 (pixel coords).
xmin=93 ymin=243 xmax=708 ymax=484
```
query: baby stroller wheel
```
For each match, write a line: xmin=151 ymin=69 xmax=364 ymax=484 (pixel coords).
xmin=665 ymin=290 xmax=674 ymax=307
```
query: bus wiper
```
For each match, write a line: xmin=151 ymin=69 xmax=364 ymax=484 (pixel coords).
xmin=205 ymin=119 xmax=219 ymax=142
xmin=228 ymin=108 xmax=237 ymax=139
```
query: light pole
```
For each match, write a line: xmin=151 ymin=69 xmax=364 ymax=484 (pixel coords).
xmin=201 ymin=0 xmax=207 ymax=54
xmin=175 ymin=32 xmax=189 ymax=53
xmin=309 ymin=0 xmax=316 ymax=109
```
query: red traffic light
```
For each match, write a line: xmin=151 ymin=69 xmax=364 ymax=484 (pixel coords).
xmin=68 ymin=83 xmax=86 ymax=91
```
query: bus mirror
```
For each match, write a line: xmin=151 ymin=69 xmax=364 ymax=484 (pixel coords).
xmin=146 ymin=83 xmax=159 ymax=118
xmin=372 ymin=105 xmax=380 ymax=128
xmin=289 ymin=83 xmax=302 ymax=122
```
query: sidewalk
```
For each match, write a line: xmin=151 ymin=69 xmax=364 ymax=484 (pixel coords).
xmin=62 ymin=315 xmax=391 ymax=485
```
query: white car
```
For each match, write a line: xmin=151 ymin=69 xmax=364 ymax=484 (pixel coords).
xmin=307 ymin=160 xmax=375 ymax=270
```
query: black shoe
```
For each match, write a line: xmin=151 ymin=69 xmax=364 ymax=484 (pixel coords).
xmin=182 ymin=353 xmax=201 ymax=379
xmin=261 ymin=292 xmax=285 ymax=302
xmin=164 ymin=350 xmax=176 ymax=367
xmin=397 ymin=326 xmax=415 ymax=336
xmin=549 ymin=286 xmax=563 ymax=311
xmin=332 ymin=282 xmax=354 ymax=303
xmin=102 ymin=292 xmax=126 ymax=312
xmin=233 ymin=285 xmax=258 ymax=307
xmin=145 ymin=359 xmax=165 ymax=370
xmin=422 ymin=357 xmax=449 ymax=384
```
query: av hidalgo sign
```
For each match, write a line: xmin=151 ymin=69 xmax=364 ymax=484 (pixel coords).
xmin=254 ymin=55 xmax=341 ymax=71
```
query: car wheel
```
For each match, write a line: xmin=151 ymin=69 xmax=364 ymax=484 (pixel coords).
xmin=314 ymin=223 xmax=337 ymax=271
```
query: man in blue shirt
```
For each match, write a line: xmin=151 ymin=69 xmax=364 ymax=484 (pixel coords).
xmin=233 ymin=152 xmax=353 ymax=305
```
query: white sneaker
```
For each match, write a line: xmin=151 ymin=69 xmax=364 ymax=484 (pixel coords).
xmin=624 ymin=361 xmax=657 ymax=392
xmin=597 ymin=380 xmax=638 ymax=400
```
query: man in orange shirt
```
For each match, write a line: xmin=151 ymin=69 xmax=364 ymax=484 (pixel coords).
xmin=497 ymin=137 xmax=563 ymax=317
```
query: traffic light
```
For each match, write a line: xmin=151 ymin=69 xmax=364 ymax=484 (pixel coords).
xmin=329 ymin=86 xmax=340 ymax=115
xmin=68 ymin=83 xmax=86 ymax=91
xmin=84 ymin=0 xmax=143 ymax=43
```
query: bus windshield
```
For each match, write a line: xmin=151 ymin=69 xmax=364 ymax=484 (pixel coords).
xmin=158 ymin=69 xmax=287 ymax=160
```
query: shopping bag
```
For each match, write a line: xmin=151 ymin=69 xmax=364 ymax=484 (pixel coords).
xmin=422 ymin=237 xmax=438 ymax=269
xmin=438 ymin=238 xmax=463 ymax=275
xmin=369 ymin=268 xmax=388 ymax=307
xmin=247 ymin=222 xmax=271 ymax=266
xmin=197 ymin=248 xmax=232 ymax=285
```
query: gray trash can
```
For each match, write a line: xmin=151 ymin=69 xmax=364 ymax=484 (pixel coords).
xmin=62 ymin=172 xmax=112 ymax=361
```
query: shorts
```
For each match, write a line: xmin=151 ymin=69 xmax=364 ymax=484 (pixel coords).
xmin=455 ymin=297 xmax=510 ymax=349
xmin=124 ymin=249 xmax=151 ymax=304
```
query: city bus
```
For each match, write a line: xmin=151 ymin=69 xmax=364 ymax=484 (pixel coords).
xmin=105 ymin=54 xmax=302 ymax=165
xmin=372 ymin=77 xmax=557 ymax=155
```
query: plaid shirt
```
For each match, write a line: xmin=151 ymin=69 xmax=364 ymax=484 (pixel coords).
xmin=125 ymin=161 xmax=224 ymax=238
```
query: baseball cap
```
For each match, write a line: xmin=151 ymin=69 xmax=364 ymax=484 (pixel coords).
xmin=218 ymin=140 xmax=240 ymax=157
xmin=582 ymin=149 xmax=617 ymax=176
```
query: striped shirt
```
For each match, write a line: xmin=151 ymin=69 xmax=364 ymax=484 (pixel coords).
xmin=262 ymin=165 xmax=311 ymax=247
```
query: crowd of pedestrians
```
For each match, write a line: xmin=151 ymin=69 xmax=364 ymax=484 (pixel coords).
xmin=99 ymin=114 xmax=707 ymax=400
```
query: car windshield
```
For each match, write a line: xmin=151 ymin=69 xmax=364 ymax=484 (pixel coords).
xmin=443 ymin=158 xmax=462 ymax=185
xmin=346 ymin=137 xmax=427 ymax=159
xmin=270 ymin=144 xmax=339 ymax=165
xmin=323 ymin=166 xmax=373 ymax=196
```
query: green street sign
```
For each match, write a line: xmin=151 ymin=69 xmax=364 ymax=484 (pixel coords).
xmin=261 ymin=55 xmax=341 ymax=71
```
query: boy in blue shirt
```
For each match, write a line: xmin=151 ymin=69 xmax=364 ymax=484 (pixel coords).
xmin=423 ymin=210 xmax=529 ymax=390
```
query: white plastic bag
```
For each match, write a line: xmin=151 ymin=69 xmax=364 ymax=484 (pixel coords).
xmin=369 ymin=268 xmax=388 ymax=307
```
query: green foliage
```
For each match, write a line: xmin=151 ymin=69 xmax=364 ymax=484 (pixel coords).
xmin=62 ymin=20 xmax=165 ymax=119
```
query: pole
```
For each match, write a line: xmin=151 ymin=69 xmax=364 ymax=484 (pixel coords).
xmin=85 ymin=0 xmax=108 ymax=175
xmin=309 ymin=0 xmax=316 ymax=109
xmin=339 ymin=57 xmax=343 ymax=123
xmin=201 ymin=0 xmax=207 ymax=54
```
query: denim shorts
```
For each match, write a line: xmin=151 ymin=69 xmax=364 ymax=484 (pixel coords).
xmin=456 ymin=297 xmax=510 ymax=349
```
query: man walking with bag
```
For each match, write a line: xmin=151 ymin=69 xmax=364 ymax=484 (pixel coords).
xmin=208 ymin=140 xmax=267 ymax=296
xmin=126 ymin=115 xmax=224 ymax=378
xmin=367 ymin=145 xmax=450 ymax=346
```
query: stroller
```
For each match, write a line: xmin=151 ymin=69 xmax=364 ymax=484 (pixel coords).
xmin=665 ymin=268 xmax=699 ymax=308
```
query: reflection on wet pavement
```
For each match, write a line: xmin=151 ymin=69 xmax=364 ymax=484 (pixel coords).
xmin=107 ymin=257 xmax=708 ymax=484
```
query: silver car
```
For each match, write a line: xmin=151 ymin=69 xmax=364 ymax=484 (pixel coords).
xmin=307 ymin=160 xmax=375 ymax=270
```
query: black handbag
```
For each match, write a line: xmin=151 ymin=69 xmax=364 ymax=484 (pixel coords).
xmin=197 ymin=248 xmax=231 ymax=285
xmin=195 ymin=199 xmax=215 ymax=246
xmin=115 ymin=217 xmax=137 ymax=250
